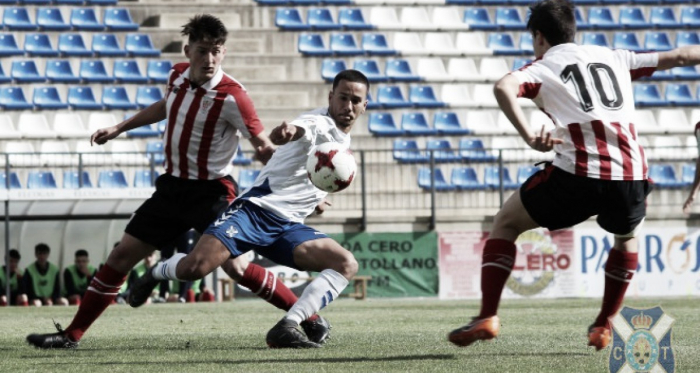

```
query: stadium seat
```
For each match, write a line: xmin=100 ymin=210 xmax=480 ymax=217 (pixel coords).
xmin=418 ymin=168 xmax=455 ymax=191
xmin=102 ymin=86 xmax=137 ymax=110
xmin=377 ymin=86 xmax=410 ymax=108
xmin=338 ymin=8 xmax=372 ymax=30
xmin=646 ymin=68 xmax=672 ymax=81
xmin=441 ymin=84 xmax=472 ymax=107
xmin=512 ymin=57 xmax=532 ymax=71
xmin=393 ymin=139 xmax=429 ymax=163
xmin=644 ymin=31 xmax=673 ymax=51
xmin=126 ymin=122 xmax=159 ymax=138
xmin=98 ymin=170 xmax=128 ymax=188
xmin=111 ymin=139 xmax=146 ymax=166
xmin=681 ymin=163 xmax=695 ymax=187
xmin=409 ymin=85 xmax=445 ymax=108
xmin=446 ymin=0 xmax=476 ymax=5
xmin=22 ymin=0 xmax=52 ymax=4
xmin=657 ymin=109 xmax=690 ymax=134
xmin=5 ymin=141 xmax=40 ymax=166
xmin=353 ymin=59 xmax=386 ymax=82
xmin=393 ymin=32 xmax=424 ymax=55
xmin=463 ymin=8 xmax=496 ymax=30
xmin=458 ymin=33 xmax=489 ymax=55
xmin=330 ymin=33 xmax=362 ymax=55
xmin=298 ymin=33 xmax=331 ymax=56
xmin=238 ymin=170 xmax=260 ymax=191
xmin=432 ymin=8 xmax=469 ymax=31
xmin=495 ymin=8 xmax=526 ymax=30
xmin=322 ymin=0 xmax=351 ymax=5
xmin=63 ymin=171 xmax=93 ymax=189
xmin=650 ymin=7 xmax=680 ymax=28
xmin=401 ymin=113 xmax=436 ymax=136
xmin=39 ymin=140 xmax=73 ymax=166
xmin=126 ymin=34 xmax=160 ymax=57
xmin=147 ymin=60 xmax=172 ymax=83
xmin=0 ymin=34 xmax=23 ymax=56
xmin=0 ymin=172 xmax=22 ymax=189
xmin=104 ymin=8 xmax=138 ymax=31
xmin=516 ymin=165 xmax=540 ymax=185
xmin=574 ymin=8 xmax=590 ymax=30
xmin=649 ymin=164 xmax=681 ymax=188
xmin=54 ymin=112 xmax=89 ymax=138
xmin=472 ymin=84 xmax=498 ymax=107
xmin=369 ymin=7 xmax=400 ymax=29
xmin=416 ymin=58 xmax=449 ymax=81
xmin=135 ymin=86 xmax=163 ymax=109
xmin=254 ymin=0 xmax=287 ymax=5
xmin=87 ymin=0 xmax=118 ymax=4
xmin=92 ymin=34 xmax=127 ymax=56
xmin=24 ymin=33 xmax=58 ymax=56
xmin=33 ymin=86 xmax=68 ymax=109
xmin=681 ymin=7 xmax=700 ymax=28
xmin=76 ymin=138 xmax=109 ymax=165
xmin=400 ymin=8 xmax=431 ymax=30
xmin=45 ymin=60 xmax=79 ymax=83
xmin=0 ymin=115 xmax=21 ymax=139
xmin=275 ymin=8 xmax=308 ymax=30
xmin=426 ymin=139 xmax=460 ymax=162
xmin=321 ymin=59 xmax=346 ymax=82
xmin=448 ymin=58 xmax=480 ymax=80
xmin=588 ymin=7 xmax=618 ymax=29
xmin=11 ymin=60 xmax=45 ymax=83
xmin=17 ymin=112 xmax=54 ymax=137
xmin=518 ymin=33 xmax=534 ymax=55
xmin=308 ymin=8 xmax=340 ymax=30
xmin=134 ymin=170 xmax=158 ymax=187
xmin=424 ymin=33 xmax=458 ymax=55
xmin=581 ymin=32 xmax=610 ymax=47
xmin=0 ymin=87 xmax=32 ymax=110
xmin=676 ymin=31 xmax=700 ymax=47
xmin=58 ymin=33 xmax=91 ymax=56
xmin=451 ymin=167 xmax=486 ymax=190
xmin=635 ymin=84 xmax=668 ymax=107
xmin=459 ymin=138 xmax=497 ymax=162
xmin=480 ymin=57 xmax=510 ymax=80
xmin=71 ymin=8 xmax=104 ymax=31
xmin=233 ymin=146 xmax=253 ymax=166
xmin=671 ymin=65 xmax=700 ymax=80
xmin=665 ymin=83 xmax=699 ymax=106
xmin=619 ymin=7 xmax=650 ymax=29
xmin=434 ymin=112 xmax=470 ymax=135
xmin=80 ymin=60 xmax=112 ymax=83
xmin=613 ymin=32 xmax=643 ymax=52
xmin=0 ymin=64 xmax=10 ymax=84
xmin=385 ymin=59 xmax=420 ymax=81
xmin=145 ymin=141 xmax=165 ymax=165
xmin=484 ymin=166 xmax=518 ymax=189
xmin=4 ymin=7 xmax=36 ymax=30
xmin=27 ymin=171 xmax=57 ymax=189
xmin=113 ymin=60 xmax=147 ymax=83
xmin=368 ymin=112 xmax=404 ymax=136
xmin=488 ymin=33 xmax=520 ymax=55
xmin=362 ymin=33 xmax=396 ymax=55
xmin=37 ymin=7 xmax=70 ymax=31
xmin=366 ymin=92 xmax=381 ymax=110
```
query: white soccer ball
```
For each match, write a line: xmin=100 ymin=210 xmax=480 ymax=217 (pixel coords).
xmin=306 ymin=142 xmax=356 ymax=193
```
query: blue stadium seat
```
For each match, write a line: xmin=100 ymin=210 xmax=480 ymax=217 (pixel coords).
xmin=298 ymin=33 xmax=331 ymax=56
xmin=519 ymin=33 xmax=534 ymax=55
xmin=619 ymin=7 xmax=651 ymax=29
xmin=574 ymin=8 xmax=590 ymax=30
xmin=681 ymin=7 xmax=700 ymax=28
xmin=0 ymin=34 xmax=23 ymax=56
xmin=126 ymin=34 xmax=160 ymax=57
xmin=24 ymin=33 xmax=58 ymax=56
xmin=33 ymin=86 xmax=68 ymax=109
xmin=37 ymin=7 xmax=70 ymax=31
xmin=650 ymin=7 xmax=680 ymax=28
xmin=330 ymin=33 xmax=362 ymax=55
xmin=644 ymin=31 xmax=673 ymax=51
xmin=0 ymin=64 xmax=10 ymax=84
xmin=238 ymin=170 xmax=260 ymax=191
xmin=362 ymin=33 xmax=396 ymax=55
xmin=11 ymin=60 xmax=44 ymax=83
xmin=68 ymin=86 xmax=103 ymax=110
xmin=147 ymin=60 xmax=172 ymax=83
xmin=516 ymin=165 xmax=540 ymax=185
xmin=113 ymin=60 xmax=147 ymax=83
xmin=665 ymin=83 xmax=699 ymax=106
xmin=463 ymin=8 xmax=496 ymax=30
xmin=102 ymin=86 xmax=137 ymax=110
xmin=418 ymin=168 xmax=455 ymax=191
xmin=484 ymin=166 xmax=518 ymax=189
xmin=98 ymin=170 xmax=128 ymax=188
xmin=646 ymin=68 xmax=672 ymax=81
xmin=290 ymin=0 xmax=318 ymax=5
xmin=681 ymin=163 xmax=695 ymax=187
xmin=581 ymin=32 xmax=610 ymax=47
xmin=46 ymin=60 xmax=79 ymax=83
xmin=434 ymin=112 xmax=470 ymax=135
xmin=368 ymin=112 xmax=404 ymax=136
xmin=22 ymin=0 xmax=52 ymax=4
xmin=308 ymin=8 xmax=340 ymax=30
xmin=145 ymin=141 xmax=165 ymax=164
xmin=136 ymin=86 xmax=163 ymax=109
xmin=648 ymin=164 xmax=681 ymax=188
xmin=676 ymin=31 xmax=700 ymax=47
xmin=104 ymin=8 xmax=139 ymax=31
xmin=451 ymin=167 xmax=486 ymax=190
xmin=459 ymin=138 xmax=497 ymax=162
xmin=366 ymin=92 xmax=381 ymax=110
xmin=634 ymin=84 xmax=668 ymax=107
xmin=401 ymin=113 xmax=436 ymax=136
xmin=613 ymin=32 xmax=644 ymax=52
xmin=87 ymin=0 xmax=118 ymax=4
xmin=80 ymin=60 xmax=113 ymax=83
xmin=133 ymin=170 xmax=158 ymax=187
xmin=353 ymin=59 xmax=386 ymax=82
xmin=4 ymin=7 xmax=37 ymax=30
xmin=495 ymin=8 xmax=526 ymax=30
xmin=512 ymin=58 xmax=532 ymax=70
xmin=63 ymin=171 xmax=93 ymax=189
xmin=321 ymin=59 xmax=346 ymax=82
xmin=126 ymin=122 xmax=159 ymax=138
xmin=27 ymin=171 xmax=57 ymax=189
xmin=393 ymin=140 xmax=429 ymax=163
xmin=254 ymin=0 xmax=287 ymax=5
xmin=426 ymin=139 xmax=460 ymax=162
xmin=339 ymin=8 xmax=372 ymax=30
xmin=488 ymin=33 xmax=520 ymax=55
xmin=588 ymin=7 xmax=618 ymax=29
xmin=92 ymin=33 xmax=127 ymax=56
xmin=385 ymin=59 xmax=420 ymax=81
xmin=58 ymin=33 xmax=91 ymax=56
xmin=322 ymin=0 xmax=351 ymax=5
xmin=377 ymin=86 xmax=410 ymax=108
xmin=446 ymin=0 xmax=476 ymax=5
xmin=671 ymin=65 xmax=700 ymax=80
xmin=70 ymin=8 xmax=104 ymax=31
xmin=0 ymin=87 xmax=32 ymax=110
xmin=233 ymin=146 xmax=253 ymax=165
xmin=56 ymin=0 xmax=85 ymax=5
xmin=409 ymin=85 xmax=445 ymax=108
xmin=275 ymin=8 xmax=308 ymax=30
xmin=0 ymin=172 xmax=22 ymax=189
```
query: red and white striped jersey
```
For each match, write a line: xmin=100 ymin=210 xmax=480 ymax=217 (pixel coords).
xmin=695 ymin=122 xmax=700 ymax=152
xmin=512 ymin=43 xmax=658 ymax=180
xmin=163 ymin=63 xmax=264 ymax=180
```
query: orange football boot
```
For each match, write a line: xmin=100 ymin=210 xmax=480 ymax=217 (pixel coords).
xmin=448 ymin=316 xmax=500 ymax=347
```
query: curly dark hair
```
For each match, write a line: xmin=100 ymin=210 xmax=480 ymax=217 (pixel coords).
xmin=527 ymin=0 xmax=576 ymax=46
xmin=181 ymin=14 xmax=228 ymax=45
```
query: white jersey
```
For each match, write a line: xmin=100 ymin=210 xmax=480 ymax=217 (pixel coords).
xmin=239 ymin=107 xmax=350 ymax=223
xmin=511 ymin=43 xmax=658 ymax=180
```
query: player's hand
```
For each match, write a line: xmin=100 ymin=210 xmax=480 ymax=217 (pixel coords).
xmin=270 ymin=122 xmax=304 ymax=146
xmin=683 ymin=195 xmax=695 ymax=214
xmin=90 ymin=125 xmax=121 ymax=146
xmin=254 ymin=145 xmax=275 ymax=165
xmin=314 ymin=199 xmax=332 ymax=215
xmin=528 ymin=125 xmax=563 ymax=153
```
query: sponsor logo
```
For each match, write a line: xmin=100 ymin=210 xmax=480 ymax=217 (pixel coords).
xmin=506 ymin=230 xmax=571 ymax=296
xmin=609 ymin=306 xmax=675 ymax=373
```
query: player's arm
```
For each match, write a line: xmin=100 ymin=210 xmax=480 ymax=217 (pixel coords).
xmin=683 ymin=156 xmax=700 ymax=213
xmin=657 ymin=46 xmax=700 ymax=71
xmin=249 ymin=132 xmax=275 ymax=165
xmin=270 ymin=121 xmax=306 ymax=146
xmin=91 ymin=99 xmax=167 ymax=146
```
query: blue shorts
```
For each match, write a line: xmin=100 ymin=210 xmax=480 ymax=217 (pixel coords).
xmin=204 ymin=200 xmax=328 ymax=269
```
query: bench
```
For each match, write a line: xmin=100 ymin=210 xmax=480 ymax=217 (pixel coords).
xmin=218 ymin=275 xmax=372 ymax=301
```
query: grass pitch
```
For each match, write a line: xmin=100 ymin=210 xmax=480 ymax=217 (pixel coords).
xmin=2 ymin=297 xmax=698 ymax=373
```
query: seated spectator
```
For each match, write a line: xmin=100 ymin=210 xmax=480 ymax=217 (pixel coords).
xmin=0 ymin=249 xmax=25 ymax=306
xmin=63 ymin=249 xmax=98 ymax=306
xmin=21 ymin=244 xmax=68 ymax=307
xmin=167 ymin=278 xmax=215 ymax=303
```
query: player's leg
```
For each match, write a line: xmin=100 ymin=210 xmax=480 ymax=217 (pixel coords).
xmin=0 ymin=295 xmax=6 ymax=306
xmin=17 ymin=294 xmax=28 ymax=306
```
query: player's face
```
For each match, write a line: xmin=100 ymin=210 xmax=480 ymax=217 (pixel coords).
xmin=9 ymin=257 xmax=18 ymax=271
xmin=75 ymin=256 xmax=89 ymax=270
xmin=328 ymin=80 xmax=368 ymax=133
xmin=35 ymin=251 xmax=49 ymax=265
xmin=185 ymin=39 xmax=225 ymax=86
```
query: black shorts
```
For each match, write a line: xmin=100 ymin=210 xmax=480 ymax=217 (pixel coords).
xmin=520 ymin=165 xmax=653 ymax=235
xmin=125 ymin=174 xmax=237 ymax=249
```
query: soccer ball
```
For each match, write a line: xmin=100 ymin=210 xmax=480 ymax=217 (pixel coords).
xmin=306 ymin=142 xmax=356 ymax=193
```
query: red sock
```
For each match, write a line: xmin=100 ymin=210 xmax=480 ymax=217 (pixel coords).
xmin=0 ymin=299 xmax=6 ymax=307
xmin=594 ymin=250 xmax=638 ymax=328
xmin=199 ymin=291 xmax=215 ymax=302
xmin=19 ymin=299 xmax=28 ymax=307
xmin=239 ymin=263 xmax=299 ymax=310
xmin=69 ymin=297 xmax=81 ymax=306
xmin=64 ymin=264 xmax=126 ymax=342
xmin=478 ymin=239 xmax=517 ymax=318
xmin=186 ymin=289 xmax=196 ymax=303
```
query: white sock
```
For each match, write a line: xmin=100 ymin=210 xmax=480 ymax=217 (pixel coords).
xmin=152 ymin=253 xmax=186 ymax=280
xmin=285 ymin=269 xmax=349 ymax=325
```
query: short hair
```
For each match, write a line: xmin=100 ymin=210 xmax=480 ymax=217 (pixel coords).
xmin=332 ymin=69 xmax=370 ymax=93
xmin=527 ymin=0 xmax=576 ymax=46
xmin=75 ymin=249 xmax=89 ymax=258
xmin=35 ymin=243 xmax=50 ymax=254
xmin=9 ymin=249 xmax=20 ymax=260
xmin=181 ymin=14 xmax=227 ymax=45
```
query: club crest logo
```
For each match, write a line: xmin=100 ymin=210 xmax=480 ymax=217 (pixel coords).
xmin=609 ymin=306 xmax=675 ymax=373
xmin=201 ymin=98 xmax=213 ymax=112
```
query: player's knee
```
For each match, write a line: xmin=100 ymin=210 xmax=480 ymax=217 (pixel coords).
xmin=177 ymin=259 xmax=208 ymax=281
xmin=222 ymin=258 xmax=247 ymax=282
xmin=335 ymin=252 xmax=358 ymax=279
